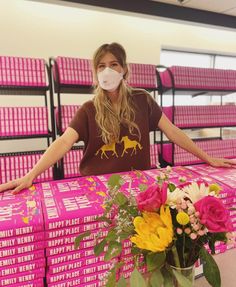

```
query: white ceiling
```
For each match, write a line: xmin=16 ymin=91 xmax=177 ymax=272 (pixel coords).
xmin=152 ymin=0 xmax=236 ymax=16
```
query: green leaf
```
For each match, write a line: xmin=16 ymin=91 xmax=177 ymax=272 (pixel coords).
xmin=146 ymin=252 xmax=166 ymax=272
xmin=199 ymin=247 xmax=221 ymax=287
xmin=114 ymin=192 xmax=128 ymax=206
xmin=131 ymin=246 xmax=141 ymax=255
xmin=168 ymin=183 xmax=176 ymax=192
xmin=117 ymin=276 xmax=127 ymax=287
xmin=139 ymin=184 xmax=148 ymax=191
xmin=96 ymin=215 xmax=112 ymax=224
xmin=118 ymin=232 xmax=130 ymax=240
xmin=74 ymin=231 xmax=91 ymax=249
xmin=94 ymin=238 xmax=107 ymax=256
xmin=106 ymin=229 xmax=117 ymax=242
xmin=108 ymin=174 xmax=122 ymax=189
xmin=150 ymin=269 xmax=164 ymax=287
xmin=162 ymin=266 xmax=173 ymax=287
xmin=130 ymin=268 xmax=147 ymax=287
xmin=172 ymin=269 xmax=193 ymax=287
xmin=104 ymin=241 xmax=122 ymax=261
xmin=106 ymin=267 xmax=116 ymax=287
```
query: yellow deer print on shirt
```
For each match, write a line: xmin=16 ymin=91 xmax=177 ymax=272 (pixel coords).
xmin=121 ymin=136 xmax=142 ymax=157
xmin=95 ymin=142 xmax=118 ymax=159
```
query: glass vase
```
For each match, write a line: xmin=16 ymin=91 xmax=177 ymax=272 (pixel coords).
xmin=169 ymin=264 xmax=195 ymax=287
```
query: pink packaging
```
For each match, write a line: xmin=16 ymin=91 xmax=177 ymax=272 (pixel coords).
xmin=0 ymin=231 xmax=44 ymax=249
xmin=0 ymin=198 xmax=44 ymax=238
xmin=0 ymin=267 xmax=45 ymax=286
xmin=0 ymin=249 xmax=44 ymax=268
xmin=0 ymin=241 xmax=45 ymax=258
xmin=0 ymin=258 xmax=45 ymax=276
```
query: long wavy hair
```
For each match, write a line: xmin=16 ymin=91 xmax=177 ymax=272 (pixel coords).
xmin=92 ymin=42 xmax=141 ymax=144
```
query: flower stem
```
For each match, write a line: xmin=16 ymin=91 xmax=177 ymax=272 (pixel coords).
xmin=172 ymin=245 xmax=180 ymax=268
xmin=183 ymin=232 xmax=186 ymax=267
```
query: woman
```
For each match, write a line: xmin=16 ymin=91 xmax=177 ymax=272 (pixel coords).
xmin=0 ymin=42 xmax=234 ymax=194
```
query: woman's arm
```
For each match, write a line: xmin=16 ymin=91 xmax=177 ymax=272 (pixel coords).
xmin=158 ymin=114 xmax=235 ymax=167
xmin=0 ymin=127 xmax=79 ymax=194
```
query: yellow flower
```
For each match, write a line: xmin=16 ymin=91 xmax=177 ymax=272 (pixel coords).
xmin=209 ymin=183 xmax=222 ymax=195
xmin=96 ymin=191 xmax=107 ymax=197
xmin=176 ymin=211 xmax=190 ymax=225
xmin=130 ymin=206 xmax=173 ymax=252
xmin=29 ymin=185 xmax=36 ymax=191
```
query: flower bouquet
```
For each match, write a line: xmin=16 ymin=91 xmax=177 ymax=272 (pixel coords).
xmin=75 ymin=167 xmax=234 ymax=287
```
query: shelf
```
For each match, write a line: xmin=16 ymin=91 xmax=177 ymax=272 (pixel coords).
xmin=0 ymin=149 xmax=46 ymax=157
xmin=0 ymin=85 xmax=49 ymax=95
xmin=160 ymin=87 xmax=235 ymax=97
xmin=0 ymin=133 xmax=53 ymax=140
xmin=54 ymin=84 xmax=93 ymax=94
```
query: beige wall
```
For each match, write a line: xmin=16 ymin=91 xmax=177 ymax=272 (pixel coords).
xmin=0 ymin=0 xmax=236 ymax=152
xmin=1 ymin=0 xmax=236 ymax=63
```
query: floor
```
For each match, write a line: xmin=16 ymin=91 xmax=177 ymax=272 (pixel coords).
xmin=195 ymin=248 xmax=236 ymax=287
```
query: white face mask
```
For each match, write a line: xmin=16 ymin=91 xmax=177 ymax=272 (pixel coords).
xmin=97 ymin=67 xmax=123 ymax=91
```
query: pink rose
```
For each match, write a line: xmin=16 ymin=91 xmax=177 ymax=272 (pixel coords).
xmin=136 ymin=183 xmax=167 ymax=212
xmin=194 ymin=196 xmax=233 ymax=233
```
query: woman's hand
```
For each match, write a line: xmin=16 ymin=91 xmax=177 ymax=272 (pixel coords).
xmin=207 ymin=157 xmax=236 ymax=168
xmin=0 ymin=173 xmax=34 ymax=195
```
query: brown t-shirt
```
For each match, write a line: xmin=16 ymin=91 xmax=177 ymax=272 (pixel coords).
xmin=69 ymin=90 xmax=162 ymax=176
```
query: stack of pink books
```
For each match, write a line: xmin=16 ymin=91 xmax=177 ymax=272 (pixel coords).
xmin=0 ymin=188 xmax=45 ymax=287
xmin=55 ymin=57 xmax=93 ymax=86
xmin=162 ymin=139 xmax=236 ymax=166
xmin=0 ymin=153 xmax=54 ymax=185
xmin=55 ymin=105 xmax=80 ymax=133
xmin=63 ymin=149 xmax=83 ymax=178
xmin=38 ymin=176 xmax=115 ymax=287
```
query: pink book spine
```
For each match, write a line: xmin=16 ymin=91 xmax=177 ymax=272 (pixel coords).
xmin=0 ymin=258 xmax=45 ymax=276
xmin=10 ymin=278 xmax=44 ymax=287
xmin=0 ymin=108 xmax=4 ymax=136
xmin=0 ymin=241 xmax=45 ymax=258
xmin=48 ymin=277 xmax=104 ymax=287
xmin=46 ymin=239 xmax=103 ymax=257
xmin=46 ymin=229 xmax=107 ymax=248
xmin=0 ymin=249 xmax=44 ymax=268
xmin=47 ymin=262 xmax=112 ymax=284
xmin=45 ymin=221 xmax=104 ymax=239
xmin=0 ymin=231 xmax=45 ymax=249
xmin=48 ymin=254 xmax=106 ymax=274
xmin=46 ymin=237 xmax=100 ymax=256
xmin=47 ymin=247 xmax=95 ymax=265
xmin=0 ymin=267 xmax=45 ymax=286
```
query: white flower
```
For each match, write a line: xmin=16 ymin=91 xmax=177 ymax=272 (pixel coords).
xmin=166 ymin=187 xmax=186 ymax=208
xmin=166 ymin=165 xmax=172 ymax=172
xmin=183 ymin=182 xmax=209 ymax=203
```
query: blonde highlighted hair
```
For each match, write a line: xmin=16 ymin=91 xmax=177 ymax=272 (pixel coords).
xmin=92 ymin=43 xmax=141 ymax=144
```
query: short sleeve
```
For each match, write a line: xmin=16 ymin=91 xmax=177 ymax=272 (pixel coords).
xmin=68 ymin=105 xmax=88 ymax=141
xmin=147 ymin=94 xmax=162 ymax=131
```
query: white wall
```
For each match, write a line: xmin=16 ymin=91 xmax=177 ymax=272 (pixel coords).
xmin=1 ymin=0 xmax=236 ymax=62
xmin=0 ymin=0 xmax=236 ymax=152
